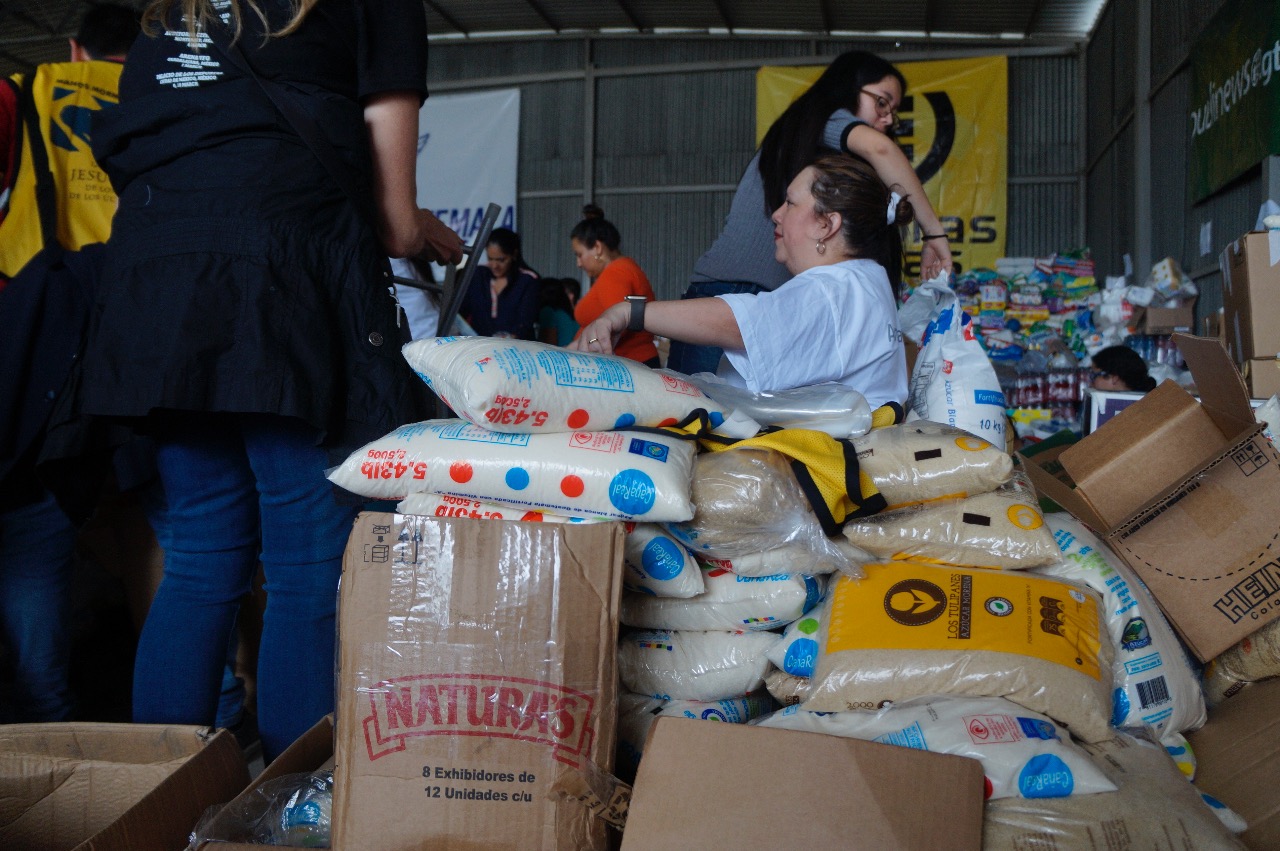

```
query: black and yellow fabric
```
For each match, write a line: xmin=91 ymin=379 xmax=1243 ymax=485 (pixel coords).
xmin=0 ymin=60 xmax=122 ymax=278
xmin=653 ymin=402 xmax=905 ymax=536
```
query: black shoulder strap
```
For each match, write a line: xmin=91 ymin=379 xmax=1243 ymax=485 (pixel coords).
xmin=212 ymin=31 xmax=368 ymax=213
xmin=16 ymin=72 xmax=61 ymax=255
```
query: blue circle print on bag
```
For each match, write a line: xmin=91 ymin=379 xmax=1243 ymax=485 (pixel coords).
xmin=1018 ymin=754 xmax=1074 ymax=798
xmin=614 ymin=413 xmax=637 ymax=429
xmin=609 ymin=469 xmax=656 ymax=515
xmin=1111 ymin=686 xmax=1130 ymax=726
xmin=783 ymin=637 xmax=819 ymax=678
xmin=505 ymin=467 xmax=531 ymax=491
xmin=641 ymin=537 xmax=685 ymax=580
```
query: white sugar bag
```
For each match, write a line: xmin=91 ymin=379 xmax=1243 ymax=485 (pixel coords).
xmin=842 ymin=486 xmax=1060 ymax=570
xmin=621 ymin=569 xmax=824 ymax=632
xmin=624 ymin=522 xmax=704 ymax=598
xmin=403 ymin=336 xmax=726 ymax=433
xmin=767 ymin=608 xmax=825 ymax=678
xmin=396 ymin=492 xmax=601 ymax=524
xmin=329 ymin=419 xmax=696 ymax=522
xmin=617 ymin=629 xmax=780 ymax=702
xmin=696 ymin=537 xmax=866 ymax=577
xmin=617 ymin=692 xmax=775 ymax=779
xmin=1038 ymin=513 xmax=1206 ymax=737
xmin=852 ymin=421 xmax=1013 ymax=509
xmin=755 ymin=696 xmax=1116 ymax=800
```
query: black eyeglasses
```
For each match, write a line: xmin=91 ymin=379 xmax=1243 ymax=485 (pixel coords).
xmin=860 ymin=88 xmax=900 ymax=132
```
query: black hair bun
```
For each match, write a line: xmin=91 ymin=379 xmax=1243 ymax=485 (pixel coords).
xmin=582 ymin=203 xmax=605 ymax=220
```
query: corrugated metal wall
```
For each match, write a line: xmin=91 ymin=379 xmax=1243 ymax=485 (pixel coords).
xmin=429 ymin=37 xmax=1084 ymax=300
xmin=1085 ymin=0 xmax=1257 ymax=326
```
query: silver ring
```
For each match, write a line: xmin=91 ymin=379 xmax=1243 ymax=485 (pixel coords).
xmin=588 ymin=337 xmax=599 ymax=344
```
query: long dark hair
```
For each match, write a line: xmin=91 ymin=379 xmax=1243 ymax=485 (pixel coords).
xmin=808 ymin=154 xmax=913 ymax=297
xmin=759 ymin=51 xmax=906 ymax=213
xmin=569 ymin=204 xmax=621 ymax=252
xmin=1091 ymin=346 xmax=1156 ymax=392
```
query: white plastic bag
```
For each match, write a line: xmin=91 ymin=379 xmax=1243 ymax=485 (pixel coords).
xmin=905 ymin=288 xmax=1008 ymax=449
xmin=403 ymin=337 xmax=725 ymax=433
xmin=755 ymin=696 xmax=1117 ymax=800
xmin=623 ymin=523 xmax=705 ymax=598
xmin=681 ymin=372 xmax=873 ymax=439
xmin=328 ymin=419 xmax=696 ymax=521
xmin=766 ymin=607 xmax=825 ymax=678
xmin=621 ymin=569 xmax=824 ymax=632
xmin=617 ymin=629 xmax=780 ymax=702
xmin=1036 ymin=514 xmax=1206 ymax=737
xmin=396 ymin=492 xmax=599 ymax=524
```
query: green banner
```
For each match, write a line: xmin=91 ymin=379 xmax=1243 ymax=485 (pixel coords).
xmin=1190 ymin=0 xmax=1280 ymax=201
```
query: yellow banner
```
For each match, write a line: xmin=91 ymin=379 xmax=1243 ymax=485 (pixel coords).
xmin=756 ymin=55 xmax=1008 ymax=278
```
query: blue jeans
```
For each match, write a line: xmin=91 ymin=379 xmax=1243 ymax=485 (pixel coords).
xmin=133 ymin=414 xmax=357 ymax=761
xmin=664 ymin=280 xmax=766 ymax=376
xmin=0 ymin=490 xmax=76 ymax=722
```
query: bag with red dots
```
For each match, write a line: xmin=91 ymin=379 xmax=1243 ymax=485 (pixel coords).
xmin=753 ymin=696 xmax=1117 ymax=800
xmin=327 ymin=419 xmax=697 ymax=522
xmin=403 ymin=337 xmax=727 ymax=433
xmin=395 ymin=492 xmax=603 ymax=525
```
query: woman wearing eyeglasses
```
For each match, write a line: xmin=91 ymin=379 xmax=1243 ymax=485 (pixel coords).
xmin=667 ymin=50 xmax=952 ymax=376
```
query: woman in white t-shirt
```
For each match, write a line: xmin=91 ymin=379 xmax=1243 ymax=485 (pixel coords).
xmin=570 ymin=155 xmax=910 ymax=410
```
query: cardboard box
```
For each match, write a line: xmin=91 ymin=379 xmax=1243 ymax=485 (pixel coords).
xmin=194 ymin=715 xmax=335 ymax=850
xmin=0 ymin=723 xmax=248 ymax=851
xmin=1188 ymin=677 xmax=1280 ymax=850
xmin=620 ymin=718 xmax=984 ymax=850
xmin=1220 ymin=231 xmax=1280 ymax=362
xmin=1244 ymin=357 xmax=1280 ymax=400
xmin=1130 ymin=303 xmax=1195 ymax=335
xmin=332 ymin=513 xmax=625 ymax=851
xmin=1021 ymin=334 xmax=1280 ymax=662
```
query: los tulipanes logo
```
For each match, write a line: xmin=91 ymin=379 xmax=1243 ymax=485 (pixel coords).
xmin=363 ymin=674 xmax=596 ymax=767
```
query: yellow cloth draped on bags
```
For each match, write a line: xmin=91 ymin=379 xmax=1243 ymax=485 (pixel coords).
xmin=662 ymin=402 xmax=903 ymax=535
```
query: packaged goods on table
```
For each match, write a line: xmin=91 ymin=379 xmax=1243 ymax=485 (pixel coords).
xmin=620 ymin=568 xmax=824 ymax=632
xmin=755 ymin=696 xmax=1116 ymax=800
xmin=804 ymin=562 xmax=1116 ymax=743
xmin=403 ymin=336 xmax=726 ymax=433
xmin=329 ymin=419 xmax=696 ymax=522
xmin=617 ymin=629 xmax=780 ymax=703
xmin=983 ymin=732 xmax=1246 ymax=850
xmin=622 ymin=522 xmax=705 ymax=598
xmin=842 ymin=476 xmax=1059 ymax=569
xmin=397 ymin=491 xmax=601 ymax=524
xmin=1036 ymin=514 xmax=1207 ymax=738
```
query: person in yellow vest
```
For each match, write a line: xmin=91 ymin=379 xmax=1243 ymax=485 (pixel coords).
xmin=0 ymin=3 xmax=136 ymax=282
xmin=0 ymin=4 xmax=137 ymax=724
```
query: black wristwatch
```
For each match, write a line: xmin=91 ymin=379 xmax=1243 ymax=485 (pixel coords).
xmin=625 ymin=295 xmax=646 ymax=332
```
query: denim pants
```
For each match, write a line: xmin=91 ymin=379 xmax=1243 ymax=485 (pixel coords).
xmin=664 ymin=280 xmax=766 ymax=376
xmin=133 ymin=413 xmax=357 ymax=760
xmin=0 ymin=490 xmax=75 ymax=722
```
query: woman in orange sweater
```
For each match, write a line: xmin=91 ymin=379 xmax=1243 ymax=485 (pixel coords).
xmin=569 ymin=204 xmax=660 ymax=367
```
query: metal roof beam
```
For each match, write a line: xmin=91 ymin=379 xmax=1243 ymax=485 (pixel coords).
xmin=819 ymin=0 xmax=834 ymax=34
xmin=709 ymin=0 xmax=734 ymax=32
xmin=1024 ymin=0 xmax=1049 ymax=37
xmin=424 ymin=1 xmax=469 ymax=35
xmin=613 ymin=0 xmax=647 ymax=31
xmin=522 ymin=0 xmax=561 ymax=31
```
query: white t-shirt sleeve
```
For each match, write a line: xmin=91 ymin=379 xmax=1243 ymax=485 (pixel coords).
xmin=716 ymin=261 xmax=907 ymax=408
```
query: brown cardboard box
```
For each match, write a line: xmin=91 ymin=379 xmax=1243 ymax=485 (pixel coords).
xmin=620 ymin=718 xmax=984 ymax=850
xmin=194 ymin=715 xmax=335 ymax=850
xmin=1188 ymin=677 xmax=1280 ymax=850
xmin=1021 ymin=334 xmax=1280 ymax=662
xmin=1129 ymin=303 xmax=1196 ymax=334
xmin=332 ymin=512 xmax=624 ymax=850
xmin=0 ymin=724 xmax=248 ymax=851
xmin=1244 ymin=357 xmax=1280 ymax=400
xmin=1220 ymin=231 xmax=1280 ymax=362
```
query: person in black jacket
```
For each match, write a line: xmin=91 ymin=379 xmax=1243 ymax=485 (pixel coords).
xmin=72 ymin=0 xmax=462 ymax=761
